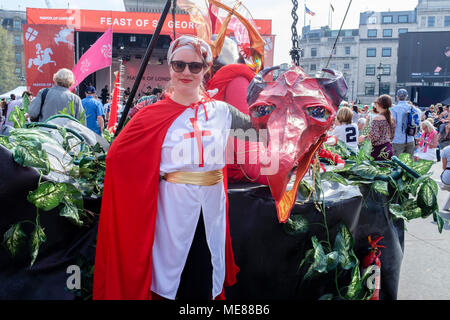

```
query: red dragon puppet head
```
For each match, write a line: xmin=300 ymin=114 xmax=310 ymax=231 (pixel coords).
xmin=247 ymin=66 xmax=348 ymax=223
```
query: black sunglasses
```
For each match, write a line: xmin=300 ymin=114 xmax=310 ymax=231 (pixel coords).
xmin=170 ymin=60 xmax=205 ymax=74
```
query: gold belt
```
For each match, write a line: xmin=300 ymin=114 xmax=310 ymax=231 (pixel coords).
xmin=162 ymin=169 xmax=223 ymax=186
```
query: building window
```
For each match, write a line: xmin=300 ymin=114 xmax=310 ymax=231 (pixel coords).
xmin=311 ymin=48 xmax=317 ymax=57
xmin=14 ymin=35 xmax=21 ymax=45
xmin=445 ymin=16 xmax=450 ymax=27
xmin=366 ymin=64 xmax=376 ymax=76
xmin=428 ymin=16 xmax=436 ymax=27
xmin=398 ymin=15 xmax=408 ymax=23
xmin=382 ymin=16 xmax=393 ymax=24
xmin=344 ymin=63 xmax=350 ymax=70
xmin=15 ymin=53 xmax=21 ymax=64
xmin=383 ymin=29 xmax=393 ymax=37
xmin=367 ymin=29 xmax=377 ymax=37
xmin=345 ymin=46 xmax=351 ymax=55
xmin=367 ymin=48 xmax=377 ymax=57
xmin=365 ymin=83 xmax=376 ymax=96
xmin=398 ymin=28 xmax=408 ymax=35
xmin=15 ymin=68 xmax=21 ymax=74
xmin=368 ymin=16 xmax=377 ymax=24
xmin=310 ymin=64 xmax=316 ymax=71
xmin=382 ymin=64 xmax=391 ymax=75
xmin=13 ymin=19 xmax=21 ymax=30
xmin=380 ymin=83 xmax=390 ymax=95
xmin=382 ymin=48 xmax=392 ymax=57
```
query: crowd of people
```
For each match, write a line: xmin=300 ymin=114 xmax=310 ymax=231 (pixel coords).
xmin=0 ymin=68 xmax=164 ymax=136
xmin=332 ymin=88 xmax=448 ymax=164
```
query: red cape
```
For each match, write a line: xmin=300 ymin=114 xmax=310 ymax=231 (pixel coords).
xmin=93 ymin=98 xmax=239 ymax=300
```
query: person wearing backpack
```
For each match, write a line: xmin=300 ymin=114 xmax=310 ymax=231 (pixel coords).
xmin=391 ymin=89 xmax=420 ymax=157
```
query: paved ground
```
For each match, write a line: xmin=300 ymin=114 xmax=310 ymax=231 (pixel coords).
xmin=397 ymin=160 xmax=450 ymax=300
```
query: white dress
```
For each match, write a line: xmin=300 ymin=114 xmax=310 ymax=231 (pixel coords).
xmin=150 ymin=99 xmax=232 ymax=300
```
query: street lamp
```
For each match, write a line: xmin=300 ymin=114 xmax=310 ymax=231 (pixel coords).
xmin=376 ymin=62 xmax=384 ymax=96
xmin=351 ymin=80 xmax=355 ymax=103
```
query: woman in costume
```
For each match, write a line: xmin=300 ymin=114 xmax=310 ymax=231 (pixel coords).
xmin=93 ymin=35 xmax=263 ymax=300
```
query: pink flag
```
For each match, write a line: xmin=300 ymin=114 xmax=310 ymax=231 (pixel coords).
xmin=70 ymin=27 xmax=112 ymax=91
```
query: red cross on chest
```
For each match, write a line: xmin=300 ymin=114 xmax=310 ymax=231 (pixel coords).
xmin=183 ymin=103 xmax=211 ymax=167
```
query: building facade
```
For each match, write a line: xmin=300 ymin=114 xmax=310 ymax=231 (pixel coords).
xmin=0 ymin=10 xmax=26 ymax=85
xmin=357 ymin=10 xmax=417 ymax=104
xmin=299 ymin=26 xmax=360 ymax=102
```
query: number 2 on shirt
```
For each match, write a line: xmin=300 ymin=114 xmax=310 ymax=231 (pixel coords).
xmin=345 ymin=126 xmax=357 ymax=143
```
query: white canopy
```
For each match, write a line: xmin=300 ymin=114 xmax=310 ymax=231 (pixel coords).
xmin=0 ymin=86 xmax=28 ymax=99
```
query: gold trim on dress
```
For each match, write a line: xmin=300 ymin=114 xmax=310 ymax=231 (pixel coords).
xmin=162 ymin=170 xmax=223 ymax=186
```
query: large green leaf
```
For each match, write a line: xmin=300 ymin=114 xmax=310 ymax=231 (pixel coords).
xmin=22 ymin=93 xmax=30 ymax=113
xmin=433 ymin=212 xmax=445 ymax=234
xmin=27 ymin=181 xmax=67 ymax=211
xmin=30 ymin=221 xmax=46 ymax=266
xmin=350 ymin=163 xmax=378 ymax=180
xmin=8 ymin=106 xmax=26 ymax=128
xmin=11 ymin=128 xmax=59 ymax=146
xmin=411 ymin=159 xmax=434 ymax=176
xmin=59 ymin=201 xmax=83 ymax=226
xmin=13 ymin=140 xmax=50 ymax=174
xmin=398 ymin=153 xmax=413 ymax=167
xmin=373 ymin=180 xmax=389 ymax=196
xmin=284 ymin=215 xmax=309 ymax=235
xmin=333 ymin=224 xmax=358 ymax=270
xmin=345 ymin=265 xmax=363 ymax=299
xmin=357 ymin=140 xmax=373 ymax=163
xmin=389 ymin=201 xmax=422 ymax=222
xmin=321 ymin=171 xmax=348 ymax=186
xmin=409 ymin=173 xmax=432 ymax=196
xmin=3 ymin=223 xmax=27 ymax=257
xmin=0 ymin=136 xmax=14 ymax=150
xmin=417 ymin=181 xmax=437 ymax=210
xmin=304 ymin=237 xmax=340 ymax=279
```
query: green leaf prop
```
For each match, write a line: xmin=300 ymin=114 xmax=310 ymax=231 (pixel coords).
xmin=321 ymin=171 xmax=348 ymax=186
xmin=27 ymin=181 xmax=67 ymax=211
xmin=333 ymin=224 xmax=358 ymax=270
xmin=284 ymin=215 xmax=309 ymax=235
xmin=304 ymin=237 xmax=340 ymax=279
xmin=30 ymin=220 xmax=46 ymax=266
xmin=433 ymin=212 xmax=445 ymax=234
xmin=59 ymin=184 xmax=84 ymax=226
xmin=22 ymin=93 xmax=30 ymax=113
xmin=11 ymin=128 xmax=59 ymax=146
xmin=60 ymin=201 xmax=83 ymax=226
xmin=373 ymin=180 xmax=389 ymax=196
xmin=345 ymin=265 xmax=374 ymax=300
xmin=389 ymin=201 xmax=422 ymax=222
xmin=417 ymin=181 xmax=437 ymax=210
xmin=350 ymin=163 xmax=378 ymax=180
xmin=357 ymin=139 xmax=373 ymax=163
xmin=398 ymin=153 xmax=413 ymax=167
xmin=8 ymin=106 xmax=26 ymax=128
xmin=3 ymin=223 xmax=27 ymax=257
xmin=0 ymin=136 xmax=14 ymax=150
xmin=13 ymin=140 xmax=50 ymax=174
xmin=411 ymin=159 xmax=434 ymax=176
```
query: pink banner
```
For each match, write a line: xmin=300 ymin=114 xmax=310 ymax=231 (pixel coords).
xmin=70 ymin=27 xmax=112 ymax=90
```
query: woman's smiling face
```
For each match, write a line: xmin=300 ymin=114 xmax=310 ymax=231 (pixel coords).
xmin=169 ymin=49 xmax=208 ymax=95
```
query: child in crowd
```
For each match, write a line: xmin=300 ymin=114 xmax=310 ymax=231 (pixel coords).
xmin=331 ymin=106 xmax=359 ymax=154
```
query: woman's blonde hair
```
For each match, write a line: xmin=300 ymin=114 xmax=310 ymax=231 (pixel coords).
xmin=53 ymin=68 xmax=74 ymax=88
xmin=422 ymin=120 xmax=435 ymax=133
xmin=336 ymin=106 xmax=353 ymax=125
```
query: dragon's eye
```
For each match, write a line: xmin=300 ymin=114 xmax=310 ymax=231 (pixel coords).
xmin=306 ymin=106 xmax=330 ymax=121
xmin=250 ymin=104 xmax=276 ymax=119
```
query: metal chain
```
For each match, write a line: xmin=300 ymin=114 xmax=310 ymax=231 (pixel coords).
xmin=172 ymin=0 xmax=177 ymax=40
xmin=290 ymin=0 xmax=301 ymax=66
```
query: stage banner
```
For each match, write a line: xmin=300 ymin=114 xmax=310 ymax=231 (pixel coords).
xmin=26 ymin=8 xmax=271 ymax=35
xmin=70 ymin=27 xmax=112 ymax=91
xmin=23 ymin=24 xmax=75 ymax=96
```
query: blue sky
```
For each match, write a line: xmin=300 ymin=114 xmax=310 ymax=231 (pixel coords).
xmin=1 ymin=0 xmax=419 ymax=64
